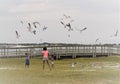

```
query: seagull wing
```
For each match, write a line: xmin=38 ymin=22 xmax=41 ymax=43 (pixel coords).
xmin=33 ymin=22 xmax=40 ymax=28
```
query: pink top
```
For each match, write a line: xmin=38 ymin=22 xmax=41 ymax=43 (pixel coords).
xmin=42 ymin=50 xmax=49 ymax=58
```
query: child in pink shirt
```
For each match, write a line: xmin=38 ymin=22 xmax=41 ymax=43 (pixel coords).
xmin=41 ymin=47 xmax=51 ymax=70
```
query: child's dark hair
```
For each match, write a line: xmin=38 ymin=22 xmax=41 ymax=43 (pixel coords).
xmin=51 ymin=54 xmax=54 ymax=57
xmin=43 ymin=47 xmax=47 ymax=51
xmin=25 ymin=53 xmax=28 ymax=55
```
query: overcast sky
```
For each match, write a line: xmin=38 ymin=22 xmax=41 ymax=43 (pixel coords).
xmin=0 ymin=0 xmax=119 ymax=44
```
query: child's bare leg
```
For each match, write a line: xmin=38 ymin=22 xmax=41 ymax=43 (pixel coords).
xmin=47 ymin=61 xmax=51 ymax=70
xmin=52 ymin=64 xmax=54 ymax=68
xmin=43 ymin=60 xmax=45 ymax=70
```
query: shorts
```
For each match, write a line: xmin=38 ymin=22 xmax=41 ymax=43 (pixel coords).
xmin=25 ymin=59 xmax=30 ymax=65
xmin=43 ymin=57 xmax=48 ymax=61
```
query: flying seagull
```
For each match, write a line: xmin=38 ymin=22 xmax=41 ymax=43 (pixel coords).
xmin=75 ymin=27 xmax=87 ymax=33
xmin=15 ymin=30 xmax=20 ymax=38
xmin=43 ymin=26 xmax=48 ymax=31
xmin=80 ymin=27 xmax=87 ymax=32
xmin=114 ymin=30 xmax=118 ymax=37
xmin=110 ymin=29 xmax=119 ymax=37
xmin=66 ymin=23 xmax=73 ymax=31
xmin=63 ymin=14 xmax=71 ymax=19
xmin=60 ymin=21 xmax=66 ymax=28
xmin=95 ymin=38 xmax=100 ymax=43
xmin=27 ymin=23 xmax=32 ymax=32
xmin=33 ymin=21 xmax=40 ymax=28
xmin=32 ymin=30 xmax=36 ymax=35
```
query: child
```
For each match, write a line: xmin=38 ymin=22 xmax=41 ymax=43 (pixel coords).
xmin=25 ymin=53 xmax=30 ymax=68
xmin=41 ymin=47 xmax=51 ymax=70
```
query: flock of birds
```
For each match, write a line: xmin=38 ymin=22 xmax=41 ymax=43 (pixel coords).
xmin=15 ymin=21 xmax=48 ymax=39
xmin=60 ymin=14 xmax=88 ymax=38
xmin=95 ymin=29 xmax=119 ymax=43
xmin=60 ymin=14 xmax=87 ymax=32
xmin=15 ymin=14 xmax=119 ymax=43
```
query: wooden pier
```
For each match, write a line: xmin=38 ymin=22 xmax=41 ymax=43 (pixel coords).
xmin=0 ymin=43 xmax=120 ymax=58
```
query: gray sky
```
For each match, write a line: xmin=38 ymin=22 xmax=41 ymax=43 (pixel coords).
xmin=0 ymin=0 xmax=119 ymax=44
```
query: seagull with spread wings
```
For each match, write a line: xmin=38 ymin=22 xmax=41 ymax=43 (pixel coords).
xmin=33 ymin=21 xmax=40 ymax=28
xmin=66 ymin=23 xmax=73 ymax=31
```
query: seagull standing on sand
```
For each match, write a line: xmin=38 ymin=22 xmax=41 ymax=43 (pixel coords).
xmin=71 ymin=62 xmax=77 ymax=68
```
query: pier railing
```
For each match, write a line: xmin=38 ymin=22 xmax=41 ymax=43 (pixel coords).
xmin=0 ymin=44 xmax=120 ymax=58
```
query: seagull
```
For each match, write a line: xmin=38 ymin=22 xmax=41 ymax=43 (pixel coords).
xmin=43 ymin=26 xmax=48 ymax=31
xmin=60 ymin=21 xmax=66 ymax=28
xmin=95 ymin=38 xmax=100 ymax=43
xmin=27 ymin=23 xmax=32 ymax=32
xmin=63 ymin=14 xmax=71 ymax=19
xmin=33 ymin=21 xmax=40 ymax=28
xmin=75 ymin=27 xmax=87 ymax=33
xmin=66 ymin=23 xmax=73 ymax=31
xmin=15 ymin=30 xmax=20 ymax=38
xmin=80 ymin=27 xmax=87 ymax=32
xmin=32 ymin=30 xmax=36 ymax=35
xmin=114 ymin=30 xmax=118 ymax=37
xmin=71 ymin=62 xmax=77 ymax=68
xmin=110 ymin=29 xmax=118 ymax=37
